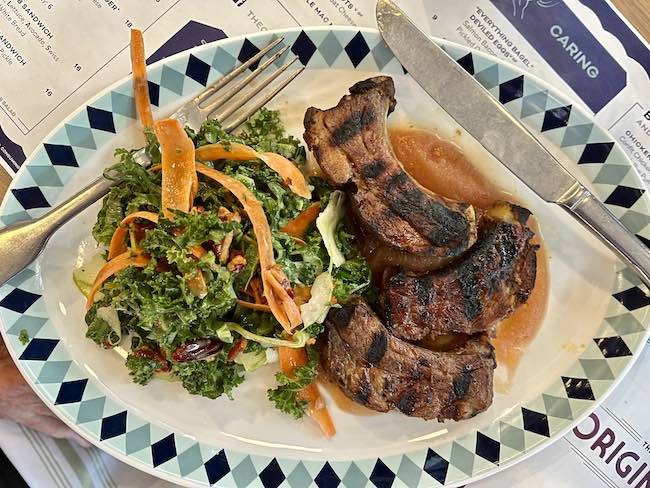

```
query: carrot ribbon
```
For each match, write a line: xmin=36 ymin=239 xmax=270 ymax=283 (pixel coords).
xmin=155 ymin=119 xmax=198 ymax=220
xmin=196 ymin=143 xmax=311 ymax=199
xmin=86 ymin=251 xmax=150 ymax=310
xmin=108 ymin=211 xmax=159 ymax=260
xmin=130 ymin=29 xmax=154 ymax=129
xmin=278 ymin=346 xmax=336 ymax=438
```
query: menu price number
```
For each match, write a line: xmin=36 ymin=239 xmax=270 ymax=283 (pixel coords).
xmin=73 ymin=62 xmax=81 ymax=72
xmin=645 ymin=111 xmax=650 ymax=121
xmin=44 ymin=88 xmax=52 ymax=96
xmin=432 ymin=14 xmax=438 ymax=21
xmin=39 ymin=0 xmax=53 ymax=9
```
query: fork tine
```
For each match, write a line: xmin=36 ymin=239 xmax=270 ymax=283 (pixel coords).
xmin=214 ymin=57 xmax=300 ymax=123
xmin=199 ymin=44 xmax=291 ymax=114
xmin=222 ymin=65 xmax=305 ymax=133
xmin=194 ymin=37 xmax=285 ymax=104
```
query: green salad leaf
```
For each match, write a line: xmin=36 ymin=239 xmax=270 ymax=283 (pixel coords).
xmin=85 ymin=303 xmax=121 ymax=348
xmin=125 ymin=352 xmax=168 ymax=386
xmin=18 ymin=329 xmax=29 ymax=345
xmin=172 ymin=352 xmax=244 ymax=400
xmin=267 ymin=347 xmax=319 ymax=419
xmin=93 ymin=154 xmax=161 ymax=246
xmin=273 ymin=231 xmax=326 ymax=287
xmin=333 ymin=256 xmax=372 ymax=302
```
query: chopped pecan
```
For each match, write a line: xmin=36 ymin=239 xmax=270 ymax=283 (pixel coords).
xmin=227 ymin=255 xmax=247 ymax=273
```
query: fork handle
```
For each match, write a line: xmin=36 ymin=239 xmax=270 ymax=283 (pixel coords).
xmin=0 ymin=175 xmax=114 ymax=286
xmin=561 ymin=186 xmax=650 ymax=290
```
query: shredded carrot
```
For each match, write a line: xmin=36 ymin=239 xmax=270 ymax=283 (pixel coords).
xmin=195 ymin=143 xmax=311 ymax=199
xmin=196 ymin=163 xmax=302 ymax=330
xmin=130 ymin=29 xmax=154 ymax=129
xmin=236 ymin=299 xmax=272 ymax=312
xmin=278 ymin=347 xmax=336 ymax=438
xmin=155 ymin=119 xmax=197 ymax=220
xmin=86 ymin=252 xmax=150 ymax=310
xmin=280 ymin=202 xmax=321 ymax=238
xmin=149 ymin=164 xmax=162 ymax=172
xmin=108 ymin=211 xmax=159 ymax=259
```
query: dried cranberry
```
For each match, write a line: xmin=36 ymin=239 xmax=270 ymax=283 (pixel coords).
xmin=172 ymin=338 xmax=223 ymax=362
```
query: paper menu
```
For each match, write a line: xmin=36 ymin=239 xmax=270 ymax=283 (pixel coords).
xmin=0 ymin=0 xmax=184 ymax=131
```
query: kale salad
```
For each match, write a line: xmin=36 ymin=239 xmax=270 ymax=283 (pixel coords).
xmin=74 ymin=108 xmax=373 ymax=436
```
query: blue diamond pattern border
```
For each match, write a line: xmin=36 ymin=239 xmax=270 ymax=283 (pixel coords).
xmin=1 ymin=28 xmax=649 ymax=487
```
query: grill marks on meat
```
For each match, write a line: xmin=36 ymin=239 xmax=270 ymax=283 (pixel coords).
xmin=322 ymin=302 xmax=496 ymax=421
xmin=383 ymin=202 xmax=538 ymax=341
xmin=304 ymin=76 xmax=477 ymax=258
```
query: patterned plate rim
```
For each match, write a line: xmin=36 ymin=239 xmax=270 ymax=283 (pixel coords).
xmin=1 ymin=26 xmax=649 ymax=488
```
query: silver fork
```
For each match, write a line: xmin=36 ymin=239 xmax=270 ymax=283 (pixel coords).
xmin=0 ymin=37 xmax=304 ymax=286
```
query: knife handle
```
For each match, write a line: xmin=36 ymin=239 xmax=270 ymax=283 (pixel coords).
xmin=561 ymin=186 xmax=650 ymax=290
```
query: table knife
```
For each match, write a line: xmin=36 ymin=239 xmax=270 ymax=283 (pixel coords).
xmin=376 ymin=0 xmax=650 ymax=289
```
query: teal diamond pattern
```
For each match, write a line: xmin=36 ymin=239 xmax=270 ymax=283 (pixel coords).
xmin=27 ymin=166 xmax=64 ymax=187
xmin=211 ymin=47 xmax=237 ymax=73
xmin=126 ymin=424 xmax=151 ymax=455
xmin=76 ymin=396 xmax=107 ymax=424
xmin=319 ymin=30 xmax=344 ymax=66
xmin=160 ymin=64 xmax=186 ymax=95
xmin=37 ymin=361 xmax=72 ymax=384
xmin=65 ymin=124 xmax=97 ymax=150
xmin=232 ymin=456 xmax=257 ymax=488
xmin=6 ymin=315 xmax=47 ymax=337
xmin=287 ymin=462 xmax=312 ymax=488
xmin=178 ymin=443 xmax=204 ymax=477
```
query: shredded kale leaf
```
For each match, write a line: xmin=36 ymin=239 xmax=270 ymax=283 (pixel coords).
xmin=333 ymin=256 xmax=373 ymax=302
xmin=232 ymin=305 xmax=283 ymax=338
xmin=84 ymin=303 xmax=120 ymax=348
xmin=18 ymin=329 xmax=29 ymax=345
xmin=125 ymin=352 xmax=168 ymax=386
xmin=273 ymin=231 xmax=326 ymax=287
xmin=267 ymin=347 xmax=319 ymax=419
xmin=93 ymin=153 xmax=162 ymax=246
xmin=223 ymin=162 xmax=310 ymax=230
xmin=172 ymin=351 xmax=244 ymax=400
xmin=96 ymin=265 xmax=237 ymax=348
xmin=239 ymin=108 xmax=306 ymax=162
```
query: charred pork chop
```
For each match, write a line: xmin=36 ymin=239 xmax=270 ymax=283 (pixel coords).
xmin=321 ymin=301 xmax=496 ymax=421
xmin=382 ymin=202 xmax=538 ymax=340
xmin=304 ymin=76 xmax=477 ymax=259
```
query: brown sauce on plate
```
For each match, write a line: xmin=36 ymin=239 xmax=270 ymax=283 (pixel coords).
xmin=319 ymin=378 xmax=379 ymax=416
xmin=389 ymin=127 xmax=550 ymax=389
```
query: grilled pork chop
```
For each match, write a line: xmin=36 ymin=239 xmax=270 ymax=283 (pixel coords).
xmin=322 ymin=301 xmax=496 ymax=421
xmin=383 ymin=202 xmax=538 ymax=340
xmin=304 ymin=76 xmax=477 ymax=259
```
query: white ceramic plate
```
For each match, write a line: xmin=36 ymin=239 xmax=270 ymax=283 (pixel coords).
xmin=1 ymin=27 xmax=649 ymax=488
